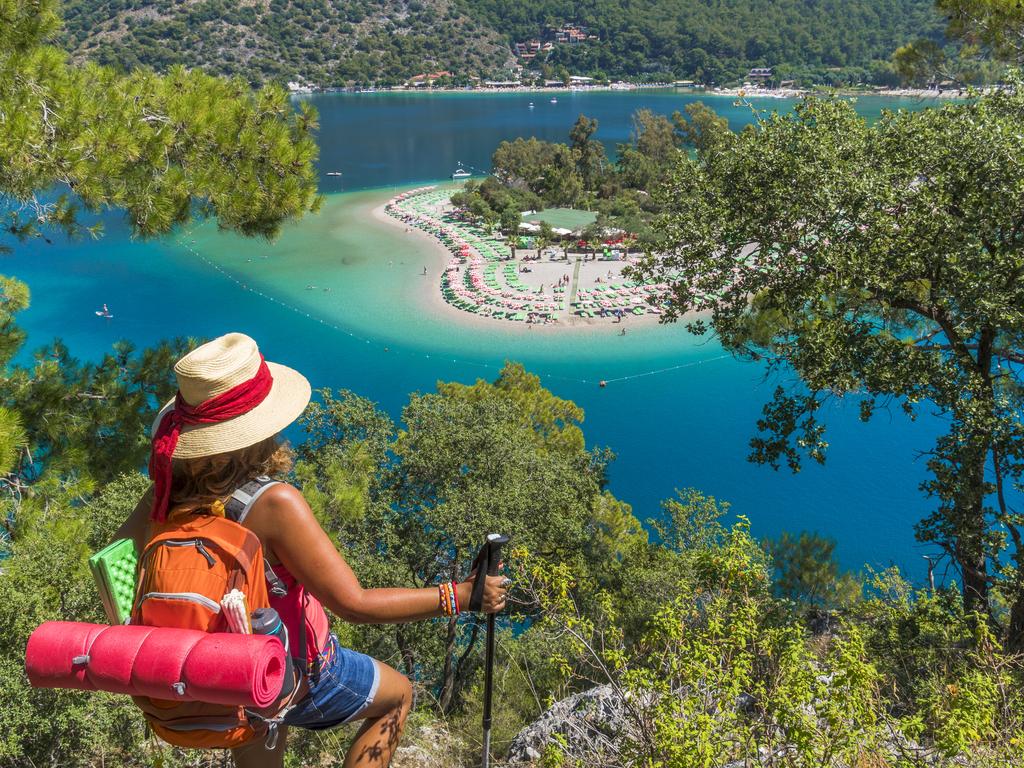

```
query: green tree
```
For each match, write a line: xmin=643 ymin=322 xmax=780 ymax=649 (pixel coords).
xmin=636 ymin=89 xmax=1024 ymax=647
xmin=568 ymin=114 xmax=606 ymax=191
xmin=295 ymin=363 xmax=621 ymax=711
xmin=492 ymin=137 xmax=581 ymax=205
xmin=0 ymin=0 xmax=322 ymax=501
xmin=766 ymin=530 xmax=862 ymax=609
xmin=630 ymin=108 xmax=677 ymax=166
xmin=500 ymin=206 xmax=521 ymax=238
xmin=1 ymin=0 xmax=320 ymax=253
xmin=671 ymin=101 xmax=734 ymax=156
xmin=891 ymin=0 xmax=1020 ymax=85
xmin=537 ymin=220 xmax=554 ymax=260
xmin=939 ymin=0 xmax=1024 ymax=63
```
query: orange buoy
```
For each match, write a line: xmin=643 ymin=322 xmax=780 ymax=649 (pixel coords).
xmin=599 ymin=380 xmax=607 ymax=388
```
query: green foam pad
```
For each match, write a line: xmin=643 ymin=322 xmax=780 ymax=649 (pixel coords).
xmin=89 ymin=538 xmax=138 ymax=624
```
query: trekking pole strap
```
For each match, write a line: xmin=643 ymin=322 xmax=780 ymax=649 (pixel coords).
xmin=468 ymin=547 xmax=488 ymax=613
xmin=468 ymin=534 xmax=509 ymax=613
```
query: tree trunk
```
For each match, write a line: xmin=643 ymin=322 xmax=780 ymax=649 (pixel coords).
xmin=395 ymin=625 xmax=416 ymax=678
xmin=446 ymin=621 xmax=482 ymax=710
xmin=438 ymin=616 xmax=458 ymax=712
xmin=957 ymin=434 xmax=991 ymax=619
xmin=945 ymin=333 xmax=997 ymax=626
xmin=1007 ymin=597 xmax=1024 ymax=653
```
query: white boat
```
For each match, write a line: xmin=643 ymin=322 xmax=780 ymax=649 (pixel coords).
xmin=95 ymin=303 xmax=113 ymax=319
xmin=528 ymin=102 xmax=535 ymax=108
xmin=451 ymin=167 xmax=471 ymax=179
xmin=550 ymin=97 xmax=558 ymax=103
xmin=326 ymin=171 xmax=343 ymax=177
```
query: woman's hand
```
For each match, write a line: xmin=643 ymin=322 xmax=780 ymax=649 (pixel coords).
xmin=457 ymin=572 xmax=509 ymax=614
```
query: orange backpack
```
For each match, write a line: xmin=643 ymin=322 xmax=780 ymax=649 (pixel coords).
xmin=130 ymin=478 xmax=293 ymax=749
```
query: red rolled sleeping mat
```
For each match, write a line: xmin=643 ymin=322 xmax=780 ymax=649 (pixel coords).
xmin=25 ymin=622 xmax=285 ymax=707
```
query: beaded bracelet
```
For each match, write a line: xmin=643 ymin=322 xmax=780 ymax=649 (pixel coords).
xmin=438 ymin=582 xmax=450 ymax=617
xmin=438 ymin=581 xmax=461 ymax=617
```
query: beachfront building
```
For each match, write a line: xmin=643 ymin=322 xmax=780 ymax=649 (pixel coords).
xmin=407 ymin=71 xmax=454 ymax=87
xmin=745 ymin=67 xmax=774 ymax=86
xmin=482 ymin=79 xmax=524 ymax=89
xmin=569 ymin=76 xmax=594 ymax=85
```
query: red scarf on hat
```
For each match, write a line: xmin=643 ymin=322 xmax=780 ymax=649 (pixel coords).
xmin=149 ymin=356 xmax=274 ymax=522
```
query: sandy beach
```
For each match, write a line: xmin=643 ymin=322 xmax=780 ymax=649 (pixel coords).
xmin=374 ymin=188 xmax=667 ymax=333
xmin=298 ymin=83 xmax=966 ymax=101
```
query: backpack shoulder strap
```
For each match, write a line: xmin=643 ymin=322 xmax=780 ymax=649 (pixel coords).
xmin=224 ymin=476 xmax=279 ymax=524
xmin=225 ymin=476 xmax=288 ymax=598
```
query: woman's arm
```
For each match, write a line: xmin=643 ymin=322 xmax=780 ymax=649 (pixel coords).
xmin=254 ymin=484 xmax=507 ymax=623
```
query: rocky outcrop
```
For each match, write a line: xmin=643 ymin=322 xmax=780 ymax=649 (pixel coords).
xmin=504 ymin=686 xmax=970 ymax=768
xmin=506 ymin=685 xmax=629 ymax=765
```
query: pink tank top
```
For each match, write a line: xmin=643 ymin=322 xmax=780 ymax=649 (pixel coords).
xmin=268 ymin=562 xmax=330 ymax=665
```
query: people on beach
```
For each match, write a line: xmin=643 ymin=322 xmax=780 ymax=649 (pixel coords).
xmin=385 ymin=187 xmax=668 ymax=327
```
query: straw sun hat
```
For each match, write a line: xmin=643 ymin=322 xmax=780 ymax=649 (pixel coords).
xmin=152 ymin=333 xmax=311 ymax=460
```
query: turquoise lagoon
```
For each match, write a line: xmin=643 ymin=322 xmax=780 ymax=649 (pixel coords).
xmin=13 ymin=90 xmax=947 ymax=576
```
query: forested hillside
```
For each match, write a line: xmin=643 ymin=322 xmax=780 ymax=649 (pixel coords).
xmin=462 ymin=0 xmax=946 ymax=84
xmin=59 ymin=0 xmax=946 ymax=86
xmin=60 ymin=0 xmax=512 ymax=86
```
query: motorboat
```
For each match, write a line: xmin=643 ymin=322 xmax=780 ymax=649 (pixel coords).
xmin=550 ymin=97 xmax=558 ymax=103
xmin=451 ymin=166 xmax=472 ymax=179
xmin=326 ymin=171 xmax=343 ymax=177
xmin=95 ymin=303 xmax=113 ymax=319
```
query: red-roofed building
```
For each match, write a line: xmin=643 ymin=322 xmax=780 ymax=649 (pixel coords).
xmin=408 ymin=71 xmax=454 ymax=87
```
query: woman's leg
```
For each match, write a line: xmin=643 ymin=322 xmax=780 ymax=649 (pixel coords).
xmin=232 ymin=726 xmax=288 ymax=768
xmin=344 ymin=661 xmax=413 ymax=768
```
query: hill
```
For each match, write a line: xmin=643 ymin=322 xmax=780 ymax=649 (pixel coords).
xmin=59 ymin=0 xmax=514 ymax=86
xmin=58 ymin=0 xmax=946 ymax=87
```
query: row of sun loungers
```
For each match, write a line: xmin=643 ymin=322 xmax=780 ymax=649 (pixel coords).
xmin=385 ymin=187 xmax=673 ymax=323
xmin=386 ymin=188 xmax=560 ymax=322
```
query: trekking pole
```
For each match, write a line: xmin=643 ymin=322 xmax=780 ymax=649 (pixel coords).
xmin=468 ymin=533 xmax=509 ymax=768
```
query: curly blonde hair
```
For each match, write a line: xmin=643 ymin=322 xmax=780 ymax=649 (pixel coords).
xmin=169 ymin=436 xmax=293 ymax=516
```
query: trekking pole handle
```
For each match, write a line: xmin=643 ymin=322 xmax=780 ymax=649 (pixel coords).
xmin=485 ymin=533 xmax=508 ymax=577
xmin=469 ymin=533 xmax=510 ymax=613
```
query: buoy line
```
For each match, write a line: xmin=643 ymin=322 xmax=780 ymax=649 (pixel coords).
xmin=599 ymin=354 xmax=733 ymax=384
xmin=177 ymin=232 xmax=732 ymax=388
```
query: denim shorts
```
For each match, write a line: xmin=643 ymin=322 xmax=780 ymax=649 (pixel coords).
xmin=283 ymin=634 xmax=380 ymax=730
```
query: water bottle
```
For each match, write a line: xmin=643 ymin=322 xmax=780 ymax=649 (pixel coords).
xmin=251 ymin=608 xmax=289 ymax=655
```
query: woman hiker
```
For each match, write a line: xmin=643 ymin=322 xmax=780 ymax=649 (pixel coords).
xmin=116 ymin=333 xmax=508 ymax=767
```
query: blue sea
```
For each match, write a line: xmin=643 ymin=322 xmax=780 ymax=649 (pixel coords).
xmin=12 ymin=89 xmax=950 ymax=578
